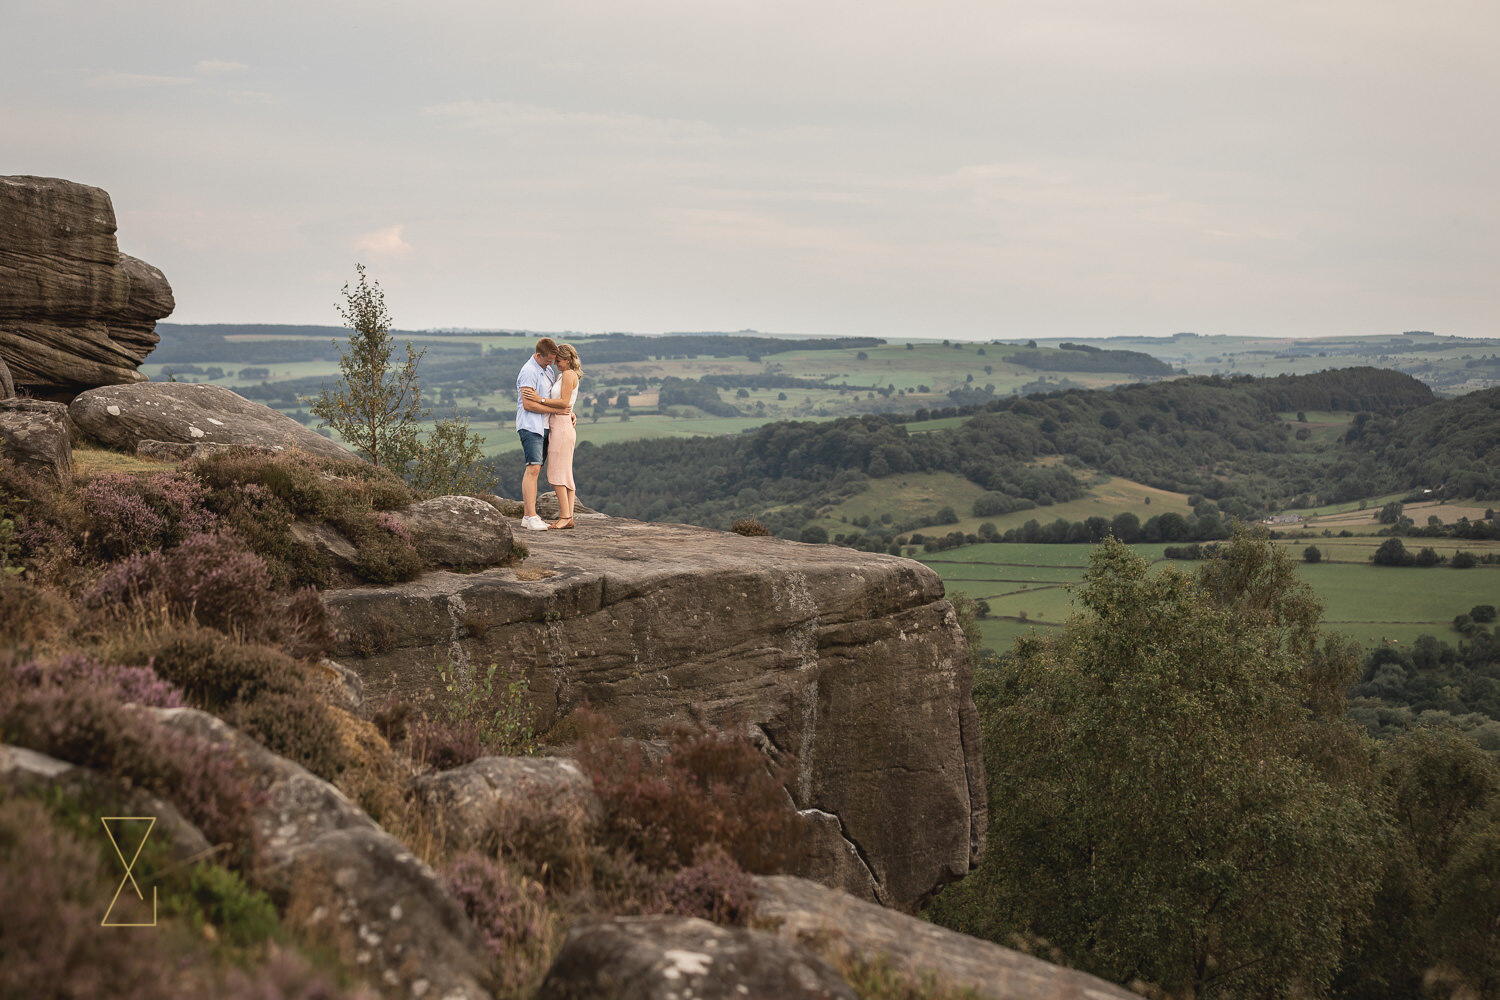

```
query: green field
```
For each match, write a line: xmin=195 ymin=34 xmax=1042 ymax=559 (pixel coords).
xmin=922 ymin=539 xmax=1500 ymax=654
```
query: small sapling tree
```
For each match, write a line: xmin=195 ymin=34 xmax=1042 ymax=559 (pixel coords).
xmin=307 ymin=264 xmax=490 ymax=496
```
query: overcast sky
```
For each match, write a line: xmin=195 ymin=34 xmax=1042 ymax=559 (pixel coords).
xmin=4 ymin=1 xmax=1496 ymax=340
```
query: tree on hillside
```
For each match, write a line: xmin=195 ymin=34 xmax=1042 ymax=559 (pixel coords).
xmin=926 ymin=533 xmax=1381 ymax=999
xmin=1373 ymin=537 xmax=1414 ymax=566
xmin=306 ymin=264 xmax=490 ymax=495
xmin=1336 ymin=729 xmax=1500 ymax=998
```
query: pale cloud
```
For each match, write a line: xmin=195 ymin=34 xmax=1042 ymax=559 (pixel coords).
xmin=354 ymin=225 xmax=412 ymax=258
xmin=423 ymin=100 xmax=723 ymax=146
xmin=85 ymin=72 xmax=193 ymax=89
xmin=194 ymin=59 xmax=248 ymax=76
xmin=8 ymin=1 xmax=1495 ymax=337
xmin=225 ymin=90 xmax=274 ymax=106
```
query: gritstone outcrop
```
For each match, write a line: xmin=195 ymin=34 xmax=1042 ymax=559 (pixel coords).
xmin=325 ymin=518 xmax=987 ymax=912
xmin=0 ymin=175 xmax=174 ymax=397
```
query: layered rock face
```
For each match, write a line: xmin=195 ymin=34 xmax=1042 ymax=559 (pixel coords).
xmin=0 ymin=175 xmax=174 ymax=396
xmin=325 ymin=519 xmax=986 ymax=912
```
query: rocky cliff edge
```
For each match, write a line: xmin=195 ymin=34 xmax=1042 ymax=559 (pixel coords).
xmin=325 ymin=517 xmax=987 ymax=911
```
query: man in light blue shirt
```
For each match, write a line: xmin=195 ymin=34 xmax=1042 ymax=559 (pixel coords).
xmin=516 ymin=337 xmax=571 ymax=530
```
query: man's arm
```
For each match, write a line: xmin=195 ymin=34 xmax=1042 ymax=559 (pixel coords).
xmin=521 ymin=387 xmax=571 ymax=413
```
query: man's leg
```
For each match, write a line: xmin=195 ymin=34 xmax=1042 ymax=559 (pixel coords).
xmin=522 ymin=464 xmax=541 ymax=517
xmin=520 ymin=430 xmax=545 ymax=518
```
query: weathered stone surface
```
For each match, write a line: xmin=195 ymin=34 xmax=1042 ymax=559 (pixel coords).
xmin=534 ymin=914 xmax=857 ymax=1000
xmin=325 ymin=519 xmax=986 ymax=912
xmin=0 ymin=176 xmax=174 ymax=394
xmin=0 ymin=356 xmax=12 ymax=399
xmin=397 ymin=495 xmax=514 ymax=567
xmin=311 ymin=658 xmax=365 ymax=712
xmin=290 ymin=520 xmax=361 ymax=567
xmin=413 ymin=755 xmax=600 ymax=854
xmin=147 ymin=707 xmax=492 ymax=1000
xmin=795 ymin=808 xmax=880 ymax=903
xmin=136 ymin=438 xmax=279 ymax=462
xmin=71 ymin=382 xmax=357 ymax=461
xmin=0 ymin=743 xmax=212 ymax=863
xmin=0 ymin=398 xmax=73 ymax=480
xmin=755 ymin=876 xmax=1140 ymax=1000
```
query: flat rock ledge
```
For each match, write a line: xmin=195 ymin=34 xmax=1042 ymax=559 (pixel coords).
xmin=325 ymin=518 xmax=986 ymax=912
xmin=754 ymin=876 xmax=1140 ymax=1000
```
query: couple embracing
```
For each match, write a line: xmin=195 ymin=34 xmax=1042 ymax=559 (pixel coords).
xmin=515 ymin=337 xmax=584 ymax=531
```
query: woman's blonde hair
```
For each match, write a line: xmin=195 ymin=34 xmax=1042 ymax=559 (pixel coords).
xmin=555 ymin=343 xmax=583 ymax=375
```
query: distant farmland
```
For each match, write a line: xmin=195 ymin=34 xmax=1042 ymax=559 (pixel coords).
xmin=924 ymin=539 xmax=1500 ymax=653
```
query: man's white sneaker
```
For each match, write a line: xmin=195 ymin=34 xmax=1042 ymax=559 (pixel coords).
xmin=521 ymin=515 xmax=549 ymax=531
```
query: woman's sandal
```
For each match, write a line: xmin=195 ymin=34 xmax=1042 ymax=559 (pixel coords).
xmin=548 ymin=518 xmax=576 ymax=530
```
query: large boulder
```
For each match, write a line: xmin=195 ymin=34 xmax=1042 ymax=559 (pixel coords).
xmin=754 ymin=875 xmax=1141 ymax=1000
xmin=147 ymin=707 xmax=493 ymax=1000
xmin=70 ymin=382 xmax=357 ymax=461
xmin=0 ymin=398 xmax=73 ymax=481
xmin=324 ymin=519 xmax=986 ymax=912
xmin=534 ymin=915 xmax=857 ymax=1000
xmin=413 ymin=755 xmax=600 ymax=854
xmin=0 ymin=743 xmax=212 ymax=864
xmin=0 ymin=356 xmax=12 ymax=399
xmin=397 ymin=495 xmax=514 ymax=566
xmin=0 ymin=176 xmax=174 ymax=396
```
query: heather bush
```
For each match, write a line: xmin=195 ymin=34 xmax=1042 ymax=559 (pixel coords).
xmin=575 ymin=710 xmax=802 ymax=873
xmin=442 ymin=851 xmax=547 ymax=958
xmin=111 ymin=624 xmax=299 ymax=707
xmin=190 ymin=450 xmax=417 ymax=587
xmin=0 ymin=796 xmax=169 ymax=1000
xmin=202 ymin=476 xmax=332 ymax=591
xmin=218 ymin=951 xmax=372 ymax=1000
xmin=338 ymin=509 xmax=423 ymax=583
xmin=109 ymin=624 xmax=347 ymax=781
xmin=662 ymin=845 xmax=757 ymax=925
xmin=0 ymin=660 xmax=259 ymax=854
xmin=78 ymin=470 xmax=218 ymax=559
xmin=42 ymin=652 xmax=187 ymax=708
xmin=0 ymin=574 xmax=75 ymax=651
xmin=88 ymin=533 xmax=337 ymax=659
xmin=281 ymin=585 xmax=340 ymax=661
xmin=730 ymin=517 xmax=771 ymax=537
xmin=407 ymin=712 xmax=487 ymax=771
xmin=231 ymin=689 xmax=349 ymax=780
xmin=88 ymin=530 xmax=275 ymax=634
xmin=0 ymin=454 xmax=85 ymax=583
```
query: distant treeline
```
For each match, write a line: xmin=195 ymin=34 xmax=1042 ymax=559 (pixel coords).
xmin=152 ymin=323 xmax=480 ymax=364
xmin=1004 ymin=346 xmax=1175 ymax=375
xmin=494 ymin=367 xmax=1451 ymax=537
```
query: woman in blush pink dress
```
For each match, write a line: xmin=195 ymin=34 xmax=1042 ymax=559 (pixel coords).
xmin=543 ymin=343 xmax=582 ymax=529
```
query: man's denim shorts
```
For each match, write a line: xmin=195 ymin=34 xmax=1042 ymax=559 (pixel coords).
xmin=518 ymin=429 xmax=548 ymax=465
